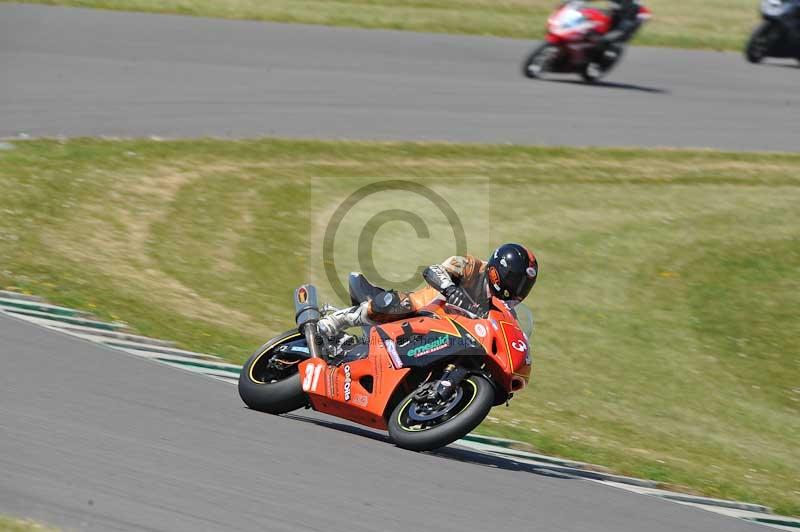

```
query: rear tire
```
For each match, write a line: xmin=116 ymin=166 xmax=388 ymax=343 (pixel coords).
xmin=581 ymin=64 xmax=602 ymax=83
xmin=238 ymin=331 xmax=309 ymax=414
xmin=746 ymin=21 xmax=777 ymax=63
xmin=522 ymin=43 xmax=558 ymax=79
xmin=581 ymin=44 xmax=623 ymax=83
xmin=388 ymin=374 xmax=494 ymax=451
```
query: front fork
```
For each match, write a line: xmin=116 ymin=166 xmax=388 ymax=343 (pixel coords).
xmin=410 ymin=364 xmax=468 ymax=403
xmin=294 ymin=285 xmax=325 ymax=359
xmin=414 ymin=364 xmax=500 ymax=405
xmin=434 ymin=364 xmax=470 ymax=401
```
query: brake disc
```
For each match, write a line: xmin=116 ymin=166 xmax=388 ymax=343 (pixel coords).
xmin=408 ymin=387 xmax=464 ymax=422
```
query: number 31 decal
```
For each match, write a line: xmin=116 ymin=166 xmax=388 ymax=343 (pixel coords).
xmin=302 ymin=363 xmax=324 ymax=392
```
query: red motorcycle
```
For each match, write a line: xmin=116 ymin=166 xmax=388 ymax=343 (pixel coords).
xmin=522 ymin=1 xmax=651 ymax=83
xmin=238 ymin=281 xmax=533 ymax=451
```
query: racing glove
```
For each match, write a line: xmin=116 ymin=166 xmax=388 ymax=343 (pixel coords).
xmin=442 ymin=285 xmax=481 ymax=315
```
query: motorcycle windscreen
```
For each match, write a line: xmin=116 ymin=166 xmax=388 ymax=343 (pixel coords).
xmin=513 ymin=303 xmax=535 ymax=339
xmin=550 ymin=5 xmax=591 ymax=34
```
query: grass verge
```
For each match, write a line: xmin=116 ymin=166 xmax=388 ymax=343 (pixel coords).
xmin=7 ymin=0 xmax=761 ymax=51
xmin=0 ymin=516 xmax=58 ymax=532
xmin=1 ymin=138 xmax=798 ymax=514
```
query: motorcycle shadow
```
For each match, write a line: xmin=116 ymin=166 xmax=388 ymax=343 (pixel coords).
xmin=757 ymin=60 xmax=800 ymax=69
xmin=546 ymin=78 xmax=669 ymax=94
xmin=283 ymin=412 xmax=392 ymax=445
xmin=433 ymin=446 xmax=577 ymax=479
xmin=283 ymin=412 xmax=575 ymax=481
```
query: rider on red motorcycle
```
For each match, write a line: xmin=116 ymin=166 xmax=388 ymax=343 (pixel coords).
xmin=317 ymin=243 xmax=539 ymax=338
xmin=599 ymin=0 xmax=643 ymax=44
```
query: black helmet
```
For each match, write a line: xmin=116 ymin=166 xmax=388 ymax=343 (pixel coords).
xmin=486 ymin=243 xmax=538 ymax=302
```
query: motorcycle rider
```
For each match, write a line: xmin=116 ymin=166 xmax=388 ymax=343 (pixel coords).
xmin=317 ymin=243 xmax=539 ymax=339
xmin=581 ymin=0 xmax=642 ymax=76
xmin=597 ymin=0 xmax=642 ymax=45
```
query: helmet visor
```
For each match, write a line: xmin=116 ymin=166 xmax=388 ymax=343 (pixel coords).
xmin=508 ymin=269 xmax=535 ymax=301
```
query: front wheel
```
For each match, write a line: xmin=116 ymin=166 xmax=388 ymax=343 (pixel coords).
xmin=238 ymin=331 xmax=309 ymax=414
xmin=746 ymin=21 xmax=778 ymax=63
xmin=388 ymin=374 xmax=495 ymax=451
xmin=522 ymin=43 xmax=558 ymax=79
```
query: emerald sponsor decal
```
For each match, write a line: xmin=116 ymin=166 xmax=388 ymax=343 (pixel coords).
xmin=407 ymin=335 xmax=449 ymax=358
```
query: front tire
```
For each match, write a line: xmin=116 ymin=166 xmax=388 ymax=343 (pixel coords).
xmin=522 ymin=43 xmax=558 ymax=79
xmin=238 ymin=331 xmax=309 ymax=414
xmin=388 ymin=374 xmax=494 ymax=451
xmin=746 ymin=21 xmax=777 ymax=63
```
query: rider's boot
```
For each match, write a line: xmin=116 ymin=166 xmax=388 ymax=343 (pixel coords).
xmin=317 ymin=301 xmax=370 ymax=338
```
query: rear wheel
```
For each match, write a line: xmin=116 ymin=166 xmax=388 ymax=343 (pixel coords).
xmin=388 ymin=374 xmax=494 ymax=451
xmin=581 ymin=44 xmax=623 ymax=83
xmin=238 ymin=331 xmax=309 ymax=414
xmin=522 ymin=43 xmax=558 ymax=79
xmin=746 ymin=21 xmax=778 ymax=63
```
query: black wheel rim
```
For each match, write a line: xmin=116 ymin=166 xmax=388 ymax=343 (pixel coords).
xmin=248 ymin=340 xmax=303 ymax=384
xmin=396 ymin=379 xmax=479 ymax=432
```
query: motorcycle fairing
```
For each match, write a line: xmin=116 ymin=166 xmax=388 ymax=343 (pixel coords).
xmin=374 ymin=317 xmax=485 ymax=369
xmin=759 ymin=0 xmax=800 ymax=57
xmin=498 ymin=319 xmax=533 ymax=384
xmin=762 ymin=0 xmax=797 ymax=19
xmin=547 ymin=2 xmax=611 ymax=42
xmin=298 ymin=328 xmax=410 ymax=430
xmin=469 ymin=305 xmax=531 ymax=393
xmin=275 ymin=337 xmax=313 ymax=357
xmin=298 ymin=298 xmax=532 ymax=429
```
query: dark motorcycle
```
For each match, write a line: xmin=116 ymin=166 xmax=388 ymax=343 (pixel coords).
xmin=745 ymin=0 xmax=800 ymax=64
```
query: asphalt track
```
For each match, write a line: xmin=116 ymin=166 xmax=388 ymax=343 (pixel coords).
xmin=1 ymin=3 xmax=799 ymax=150
xmin=0 ymin=312 xmax=768 ymax=532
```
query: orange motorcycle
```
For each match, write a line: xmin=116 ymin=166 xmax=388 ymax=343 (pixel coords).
xmin=238 ymin=281 xmax=533 ymax=451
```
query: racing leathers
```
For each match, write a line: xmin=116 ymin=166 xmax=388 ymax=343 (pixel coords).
xmin=600 ymin=0 xmax=642 ymax=44
xmin=317 ymin=255 xmax=490 ymax=338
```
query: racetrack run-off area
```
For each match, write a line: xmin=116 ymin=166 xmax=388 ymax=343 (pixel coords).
xmin=1 ymin=3 xmax=799 ymax=150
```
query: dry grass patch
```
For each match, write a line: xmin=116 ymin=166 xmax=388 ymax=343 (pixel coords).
xmin=0 ymin=516 xmax=58 ymax=532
